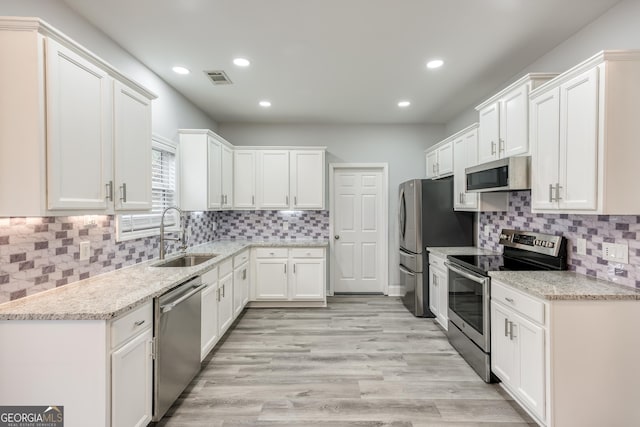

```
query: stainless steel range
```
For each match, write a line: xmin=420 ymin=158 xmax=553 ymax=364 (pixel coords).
xmin=444 ymin=229 xmax=567 ymax=382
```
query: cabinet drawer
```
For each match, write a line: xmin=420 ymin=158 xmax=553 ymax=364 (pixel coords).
xmin=111 ymin=301 xmax=152 ymax=349
xmin=429 ymin=253 xmax=447 ymax=271
xmin=290 ymin=247 xmax=324 ymax=258
xmin=492 ymin=281 xmax=545 ymax=324
xmin=219 ymin=258 xmax=233 ymax=277
xmin=255 ymin=248 xmax=288 ymax=258
xmin=233 ymin=250 xmax=249 ymax=267
xmin=201 ymin=267 xmax=218 ymax=286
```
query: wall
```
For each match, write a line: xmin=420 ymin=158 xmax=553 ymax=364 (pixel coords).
xmin=445 ymin=0 xmax=640 ymax=134
xmin=217 ymin=123 xmax=447 ymax=290
xmin=0 ymin=0 xmax=218 ymax=139
xmin=0 ymin=210 xmax=329 ymax=303
xmin=479 ymin=192 xmax=640 ymax=289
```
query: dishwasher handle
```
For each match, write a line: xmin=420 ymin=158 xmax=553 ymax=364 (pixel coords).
xmin=161 ymin=283 xmax=206 ymax=313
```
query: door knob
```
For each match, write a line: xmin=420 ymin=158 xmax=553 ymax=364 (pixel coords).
xmin=334 ymin=235 xmax=340 ymax=240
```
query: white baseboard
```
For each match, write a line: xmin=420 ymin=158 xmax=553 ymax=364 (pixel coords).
xmin=387 ymin=284 xmax=403 ymax=297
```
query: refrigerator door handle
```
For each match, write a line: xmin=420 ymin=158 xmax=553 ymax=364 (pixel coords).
xmin=399 ymin=187 xmax=406 ymax=241
xmin=399 ymin=265 xmax=416 ymax=276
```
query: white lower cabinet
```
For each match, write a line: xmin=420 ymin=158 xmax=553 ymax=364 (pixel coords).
xmin=252 ymin=247 xmax=326 ymax=305
xmin=218 ymin=259 xmax=235 ymax=335
xmin=428 ymin=254 xmax=448 ymax=330
xmin=111 ymin=328 xmax=153 ymax=427
xmin=234 ymin=262 xmax=249 ymax=317
xmin=200 ymin=267 xmax=219 ymax=361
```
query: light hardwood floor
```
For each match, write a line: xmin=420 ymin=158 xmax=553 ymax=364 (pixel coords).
xmin=156 ymin=296 xmax=536 ymax=426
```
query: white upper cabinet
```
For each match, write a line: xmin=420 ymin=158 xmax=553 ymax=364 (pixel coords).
xmin=233 ymin=150 xmax=257 ymax=209
xmin=179 ymin=130 xmax=234 ymax=211
xmin=258 ymin=150 xmax=290 ymax=209
xmin=45 ymin=37 xmax=113 ymax=211
xmin=0 ymin=18 xmax=156 ymax=216
xmin=113 ymin=80 xmax=152 ymax=211
xmin=530 ymin=51 xmax=640 ymax=214
xmin=425 ymin=139 xmax=453 ymax=179
xmin=475 ymin=73 xmax=557 ymax=166
xmin=290 ymin=150 xmax=325 ymax=209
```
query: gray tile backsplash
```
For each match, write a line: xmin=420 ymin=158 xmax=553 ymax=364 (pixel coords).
xmin=479 ymin=191 xmax=640 ymax=289
xmin=0 ymin=210 xmax=328 ymax=303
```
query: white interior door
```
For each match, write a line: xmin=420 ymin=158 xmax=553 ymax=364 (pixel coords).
xmin=331 ymin=166 xmax=386 ymax=294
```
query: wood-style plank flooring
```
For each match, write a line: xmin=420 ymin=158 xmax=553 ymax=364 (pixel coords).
xmin=156 ymin=296 xmax=536 ymax=426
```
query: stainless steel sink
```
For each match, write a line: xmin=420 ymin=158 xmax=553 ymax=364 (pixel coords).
xmin=154 ymin=254 xmax=217 ymax=268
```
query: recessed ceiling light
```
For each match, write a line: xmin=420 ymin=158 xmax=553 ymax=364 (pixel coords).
xmin=233 ymin=58 xmax=251 ymax=67
xmin=259 ymin=100 xmax=271 ymax=108
xmin=398 ymin=101 xmax=411 ymax=108
xmin=426 ymin=59 xmax=444 ymax=69
xmin=172 ymin=66 xmax=190 ymax=75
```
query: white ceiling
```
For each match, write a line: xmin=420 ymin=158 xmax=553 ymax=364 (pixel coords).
xmin=63 ymin=0 xmax=620 ymax=125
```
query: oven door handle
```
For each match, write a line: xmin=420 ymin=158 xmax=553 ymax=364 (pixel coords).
xmin=399 ymin=265 xmax=416 ymax=276
xmin=444 ymin=261 xmax=487 ymax=284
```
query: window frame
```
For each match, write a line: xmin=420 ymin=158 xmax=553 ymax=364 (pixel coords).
xmin=116 ymin=134 xmax=179 ymax=242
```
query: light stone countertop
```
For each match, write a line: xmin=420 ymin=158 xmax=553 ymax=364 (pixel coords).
xmin=426 ymin=246 xmax=501 ymax=257
xmin=489 ymin=271 xmax=640 ymax=301
xmin=0 ymin=239 xmax=328 ymax=321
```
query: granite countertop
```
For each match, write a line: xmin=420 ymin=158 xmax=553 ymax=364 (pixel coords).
xmin=489 ymin=271 xmax=640 ymax=301
xmin=0 ymin=239 xmax=328 ymax=321
xmin=426 ymin=246 xmax=501 ymax=257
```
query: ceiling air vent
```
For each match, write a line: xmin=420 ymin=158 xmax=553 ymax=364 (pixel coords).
xmin=205 ymin=70 xmax=233 ymax=85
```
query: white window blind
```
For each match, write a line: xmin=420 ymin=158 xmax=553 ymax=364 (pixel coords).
xmin=117 ymin=139 xmax=178 ymax=240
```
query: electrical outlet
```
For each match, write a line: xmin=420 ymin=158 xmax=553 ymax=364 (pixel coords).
xmin=282 ymin=221 xmax=289 ymax=231
xmin=576 ymin=238 xmax=587 ymax=255
xmin=483 ymin=225 xmax=490 ymax=237
xmin=79 ymin=241 xmax=90 ymax=261
xmin=602 ymin=242 xmax=629 ymax=264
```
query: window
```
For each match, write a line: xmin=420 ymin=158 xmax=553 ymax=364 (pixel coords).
xmin=117 ymin=135 xmax=178 ymax=241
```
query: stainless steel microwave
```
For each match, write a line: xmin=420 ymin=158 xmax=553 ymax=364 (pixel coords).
xmin=465 ymin=156 xmax=530 ymax=192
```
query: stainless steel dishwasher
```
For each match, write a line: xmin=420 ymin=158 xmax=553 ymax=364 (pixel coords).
xmin=153 ymin=276 xmax=204 ymax=422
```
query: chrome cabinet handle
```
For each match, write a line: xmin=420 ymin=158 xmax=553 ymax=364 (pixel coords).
xmin=293 ymin=264 xmax=296 ymax=274
xmin=491 ymin=141 xmax=496 ymax=155
xmin=504 ymin=318 xmax=509 ymax=337
xmin=436 ymin=163 xmax=440 ymax=175
xmin=284 ymin=264 xmax=287 ymax=274
xmin=499 ymin=138 xmax=505 ymax=153
xmin=221 ymin=195 xmax=224 ymax=206
xmin=432 ymin=164 xmax=436 ymax=173
xmin=509 ymin=322 xmax=516 ymax=340
xmin=286 ymin=195 xmax=289 ymax=205
xmin=505 ymin=297 xmax=514 ymax=304
xmin=119 ymin=183 xmax=127 ymax=203
xmin=555 ymin=183 xmax=562 ymax=201
xmin=134 ymin=320 xmax=145 ymax=327
xmin=216 ymin=288 xmax=220 ymax=302
xmin=105 ymin=181 xmax=113 ymax=201
xmin=294 ymin=196 xmax=297 ymax=206
xmin=549 ymin=184 xmax=554 ymax=203
xmin=252 ymin=195 xmax=255 ymax=205
xmin=242 ymin=269 xmax=247 ymax=280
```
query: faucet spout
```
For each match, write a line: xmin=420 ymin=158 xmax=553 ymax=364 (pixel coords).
xmin=159 ymin=206 xmax=186 ymax=260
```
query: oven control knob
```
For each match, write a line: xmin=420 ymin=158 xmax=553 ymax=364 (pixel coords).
xmin=499 ymin=234 xmax=507 ymax=240
xmin=548 ymin=242 xmax=555 ymax=248
xmin=534 ymin=239 xmax=540 ymax=246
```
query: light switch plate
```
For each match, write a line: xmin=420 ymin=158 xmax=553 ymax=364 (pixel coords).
xmin=282 ymin=221 xmax=289 ymax=231
xmin=602 ymin=242 xmax=629 ymax=264
xmin=79 ymin=241 xmax=90 ymax=261
xmin=576 ymin=238 xmax=587 ymax=255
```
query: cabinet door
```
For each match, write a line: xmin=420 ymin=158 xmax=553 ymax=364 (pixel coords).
xmin=491 ymin=302 xmax=516 ymax=385
xmin=500 ymin=84 xmax=529 ymax=157
xmin=221 ymin=145 xmax=234 ymax=208
xmin=425 ymin=150 xmax=437 ymax=179
xmin=428 ymin=269 xmax=439 ymax=317
xmin=218 ymin=273 xmax=234 ymax=334
xmin=234 ymin=150 xmax=256 ymax=209
xmin=255 ymin=259 xmax=289 ymax=300
xmin=113 ymin=80 xmax=152 ymax=211
xmin=233 ymin=264 xmax=248 ymax=317
xmin=530 ymin=88 xmax=561 ymax=210
xmin=290 ymin=151 xmax=324 ymax=209
xmin=259 ymin=151 xmax=290 ymax=208
xmin=111 ymin=328 xmax=153 ymax=427
xmin=45 ymin=37 xmax=112 ymax=211
xmin=513 ymin=311 xmax=546 ymax=421
xmin=291 ymin=259 xmax=325 ymax=300
xmin=200 ymin=283 xmax=219 ymax=361
xmin=453 ymin=131 xmax=479 ymax=211
xmin=559 ymin=67 xmax=599 ymax=211
xmin=435 ymin=268 xmax=448 ymax=329
xmin=436 ymin=142 xmax=453 ymax=177
xmin=478 ymin=102 xmax=500 ymax=164
xmin=207 ymin=137 xmax=222 ymax=209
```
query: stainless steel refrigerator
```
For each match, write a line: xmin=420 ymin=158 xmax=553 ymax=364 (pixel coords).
xmin=399 ymin=177 xmax=474 ymax=317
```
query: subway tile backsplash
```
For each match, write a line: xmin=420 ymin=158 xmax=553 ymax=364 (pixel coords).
xmin=479 ymin=191 xmax=640 ymax=289
xmin=0 ymin=210 xmax=328 ymax=303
